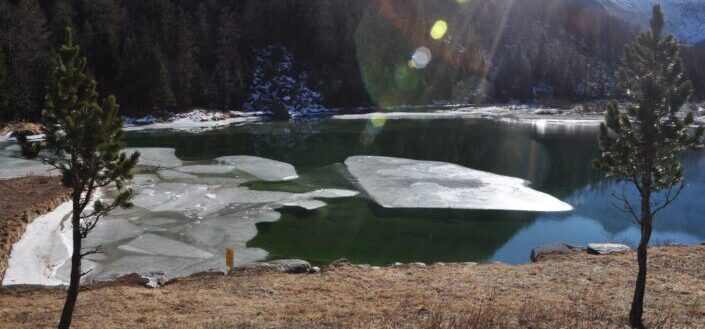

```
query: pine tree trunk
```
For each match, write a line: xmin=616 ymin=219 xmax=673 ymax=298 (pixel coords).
xmin=629 ymin=190 xmax=653 ymax=329
xmin=58 ymin=194 xmax=83 ymax=329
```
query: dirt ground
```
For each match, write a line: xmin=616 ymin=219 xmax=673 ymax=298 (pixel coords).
xmin=0 ymin=245 xmax=704 ymax=329
xmin=0 ymin=176 xmax=70 ymax=281
xmin=0 ymin=122 xmax=43 ymax=136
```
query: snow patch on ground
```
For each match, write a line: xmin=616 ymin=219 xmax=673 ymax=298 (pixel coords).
xmin=243 ymin=46 xmax=331 ymax=118
xmin=345 ymin=156 xmax=573 ymax=212
xmin=2 ymin=202 xmax=73 ymax=286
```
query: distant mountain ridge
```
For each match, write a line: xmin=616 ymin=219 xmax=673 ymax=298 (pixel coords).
xmin=597 ymin=0 xmax=705 ymax=43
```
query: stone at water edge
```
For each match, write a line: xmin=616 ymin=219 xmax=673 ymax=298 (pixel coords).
xmin=229 ymin=259 xmax=312 ymax=274
xmin=586 ymin=243 xmax=632 ymax=255
xmin=530 ymin=243 xmax=582 ymax=262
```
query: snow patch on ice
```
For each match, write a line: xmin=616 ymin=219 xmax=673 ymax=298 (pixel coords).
xmin=118 ymin=233 xmax=214 ymax=259
xmin=0 ymin=156 xmax=58 ymax=178
xmin=345 ymin=156 xmax=572 ymax=212
xmin=125 ymin=148 xmax=182 ymax=168
xmin=215 ymin=155 xmax=299 ymax=181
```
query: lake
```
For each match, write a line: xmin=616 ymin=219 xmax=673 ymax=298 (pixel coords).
xmin=122 ymin=117 xmax=705 ymax=266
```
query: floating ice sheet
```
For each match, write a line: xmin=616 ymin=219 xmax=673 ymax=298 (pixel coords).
xmin=0 ymin=156 xmax=58 ymax=178
xmin=176 ymin=165 xmax=237 ymax=175
xmin=345 ymin=156 xmax=572 ymax=212
xmin=118 ymin=233 xmax=214 ymax=259
xmin=215 ymin=155 xmax=299 ymax=181
xmin=84 ymin=218 xmax=144 ymax=248
xmin=125 ymin=148 xmax=182 ymax=168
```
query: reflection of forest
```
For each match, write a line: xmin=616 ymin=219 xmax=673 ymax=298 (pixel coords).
xmin=249 ymin=198 xmax=537 ymax=265
xmin=555 ymin=153 xmax=705 ymax=238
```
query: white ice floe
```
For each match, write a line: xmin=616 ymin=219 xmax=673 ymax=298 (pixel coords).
xmin=3 ymin=152 xmax=358 ymax=285
xmin=124 ymin=148 xmax=182 ymax=168
xmin=186 ymin=210 xmax=281 ymax=248
xmin=83 ymin=218 xmax=144 ymax=248
xmin=2 ymin=202 xmax=73 ymax=286
xmin=157 ymin=169 xmax=198 ymax=180
xmin=345 ymin=156 xmax=572 ymax=212
xmin=215 ymin=155 xmax=299 ymax=181
xmin=118 ymin=233 xmax=214 ymax=259
xmin=0 ymin=156 xmax=58 ymax=178
xmin=176 ymin=165 xmax=237 ymax=175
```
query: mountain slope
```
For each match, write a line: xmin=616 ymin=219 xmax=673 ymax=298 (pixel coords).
xmin=598 ymin=0 xmax=705 ymax=43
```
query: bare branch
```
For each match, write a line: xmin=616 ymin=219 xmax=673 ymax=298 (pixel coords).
xmin=651 ymin=183 xmax=685 ymax=218
xmin=79 ymin=268 xmax=94 ymax=278
xmin=80 ymin=246 xmax=103 ymax=258
xmin=610 ymin=191 xmax=641 ymax=224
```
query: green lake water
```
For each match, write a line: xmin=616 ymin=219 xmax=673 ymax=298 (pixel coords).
xmin=124 ymin=118 xmax=705 ymax=265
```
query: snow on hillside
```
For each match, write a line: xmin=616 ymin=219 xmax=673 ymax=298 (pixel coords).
xmin=598 ymin=0 xmax=705 ymax=43
xmin=243 ymin=46 xmax=330 ymax=118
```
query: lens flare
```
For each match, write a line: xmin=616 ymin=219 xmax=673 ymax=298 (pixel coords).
xmin=409 ymin=47 xmax=432 ymax=69
xmin=430 ymin=20 xmax=448 ymax=40
xmin=370 ymin=113 xmax=387 ymax=128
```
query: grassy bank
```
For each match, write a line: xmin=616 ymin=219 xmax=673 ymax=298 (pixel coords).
xmin=1 ymin=245 xmax=703 ymax=328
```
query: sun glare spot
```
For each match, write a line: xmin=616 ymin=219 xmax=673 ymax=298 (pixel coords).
xmin=371 ymin=113 xmax=387 ymax=128
xmin=409 ymin=47 xmax=432 ymax=69
xmin=430 ymin=20 xmax=448 ymax=40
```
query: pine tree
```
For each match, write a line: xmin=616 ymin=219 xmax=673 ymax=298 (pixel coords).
xmin=19 ymin=28 xmax=139 ymax=329
xmin=152 ymin=45 xmax=176 ymax=109
xmin=594 ymin=6 xmax=704 ymax=328
xmin=2 ymin=0 xmax=48 ymax=120
xmin=0 ymin=48 xmax=8 ymax=119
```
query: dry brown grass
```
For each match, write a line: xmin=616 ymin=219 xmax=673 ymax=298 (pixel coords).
xmin=1 ymin=246 xmax=705 ymax=329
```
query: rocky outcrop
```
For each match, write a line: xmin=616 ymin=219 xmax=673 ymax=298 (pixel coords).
xmin=0 ymin=177 xmax=70 ymax=282
xmin=587 ymin=243 xmax=632 ymax=255
xmin=530 ymin=243 xmax=582 ymax=262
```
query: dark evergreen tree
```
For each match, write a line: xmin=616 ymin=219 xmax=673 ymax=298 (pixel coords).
xmin=594 ymin=6 xmax=704 ymax=328
xmin=19 ymin=28 xmax=139 ymax=329
xmin=171 ymin=8 xmax=198 ymax=109
xmin=207 ymin=10 xmax=242 ymax=110
xmin=0 ymin=0 xmax=48 ymax=120
xmin=152 ymin=45 xmax=176 ymax=109
xmin=0 ymin=48 xmax=8 ymax=118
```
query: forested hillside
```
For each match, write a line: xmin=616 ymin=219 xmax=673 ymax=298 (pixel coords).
xmin=0 ymin=0 xmax=702 ymax=120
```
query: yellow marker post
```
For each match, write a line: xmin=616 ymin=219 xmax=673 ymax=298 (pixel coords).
xmin=225 ymin=248 xmax=234 ymax=271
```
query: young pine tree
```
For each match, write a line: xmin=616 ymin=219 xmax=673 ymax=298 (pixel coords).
xmin=594 ymin=5 xmax=704 ymax=328
xmin=19 ymin=28 xmax=140 ymax=329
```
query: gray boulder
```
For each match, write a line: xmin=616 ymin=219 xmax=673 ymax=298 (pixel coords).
xmin=230 ymin=259 xmax=311 ymax=274
xmin=587 ymin=243 xmax=632 ymax=255
xmin=530 ymin=243 xmax=582 ymax=262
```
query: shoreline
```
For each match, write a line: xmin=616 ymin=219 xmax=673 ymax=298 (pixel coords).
xmin=3 ymin=103 xmax=704 ymax=139
xmin=1 ymin=245 xmax=703 ymax=328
